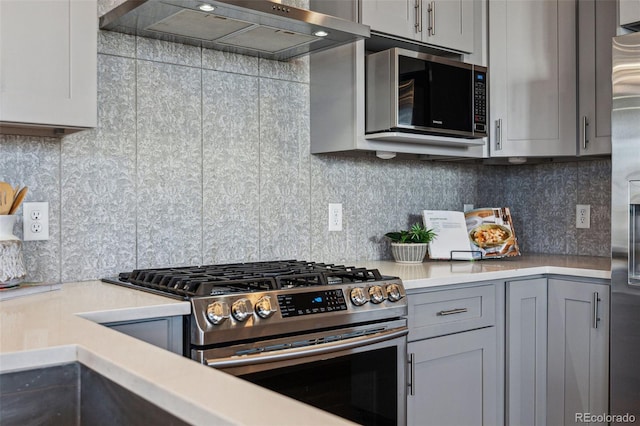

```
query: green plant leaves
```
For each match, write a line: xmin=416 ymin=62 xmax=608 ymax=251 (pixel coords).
xmin=385 ymin=223 xmax=436 ymax=244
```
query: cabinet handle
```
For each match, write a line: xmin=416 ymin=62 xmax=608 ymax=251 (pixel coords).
xmin=437 ymin=307 xmax=468 ymax=316
xmin=414 ymin=0 xmax=421 ymax=33
xmin=408 ymin=352 xmax=415 ymax=396
xmin=582 ymin=115 xmax=590 ymax=150
xmin=592 ymin=292 xmax=601 ymax=329
xmin=495 ymin=119 xmax=502 ymax=151
xmin=427 ymin=1 xmax=435 ymax=35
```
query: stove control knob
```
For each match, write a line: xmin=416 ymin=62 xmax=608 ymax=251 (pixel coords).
xmin=386 ymin=283 xmax=404 ymax=302
xmin=232 ymin=298 xmax=253 ymax=322
xmin=350 ymin=287 xmax=368 ymax=306
xmin=368 ymin=285 xmax=386 ymax=304
xmin=206 ymin=301 xmax=230 ymax=325
xmin=255 ymin=296 xmax=276 ymax=319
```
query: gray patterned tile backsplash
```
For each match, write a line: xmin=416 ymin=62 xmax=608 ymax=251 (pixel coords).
xmin=0 ymin=29 xmax=612 ymax=283
xmin=60 ymin=54 xmax=137 ymax=281
xmin=202 ymin=70 xmax=260 ymax=264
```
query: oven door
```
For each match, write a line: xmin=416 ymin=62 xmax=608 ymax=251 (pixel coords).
xmin=199 ymin=320 xmax=407 ymax=426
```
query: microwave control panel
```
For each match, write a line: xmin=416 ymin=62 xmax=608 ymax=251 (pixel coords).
xmin=473 ymin=70 xmax=487 ymax=135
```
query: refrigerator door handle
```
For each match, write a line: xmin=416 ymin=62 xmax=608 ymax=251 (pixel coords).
xmin=593 ymin=291 xmax=601 ymax=329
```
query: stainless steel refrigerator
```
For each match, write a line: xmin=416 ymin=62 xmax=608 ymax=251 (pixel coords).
xmin=611 ymin=32 xmax=640 ymax=416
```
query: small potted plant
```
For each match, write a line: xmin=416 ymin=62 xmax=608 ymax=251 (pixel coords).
xmin=385 ymin=223 xmax=437 ymax=264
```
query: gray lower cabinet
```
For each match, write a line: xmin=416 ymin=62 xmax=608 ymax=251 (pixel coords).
xmin=547 ymin=279 xmax=609 ymax=426
xmin=407 ymin=327 xmax=497 ymax=425
xmin=505 ymin=277 xmax=610 ymax=426
xmin=506 ymin=278 xmax=547 ymax=425
xmin=105 ymin=317 xmax=184 ymax=355
xmin=407 ymin=283 xmax=499 ymax=425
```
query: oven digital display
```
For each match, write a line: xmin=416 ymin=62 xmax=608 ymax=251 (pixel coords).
xmin=277 ymin=289 xmax=347 ymax=318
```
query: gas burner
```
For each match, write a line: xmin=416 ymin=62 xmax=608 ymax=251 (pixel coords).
xmin=111 ymin=260 xmax=387 ymax=299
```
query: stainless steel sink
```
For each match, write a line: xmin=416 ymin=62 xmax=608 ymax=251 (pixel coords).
xmin=0 ymin=363 xmax=190 ymax=426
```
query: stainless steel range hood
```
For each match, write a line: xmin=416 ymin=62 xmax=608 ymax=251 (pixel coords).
xmin=100 ymin=0 xmax=370 ymax=61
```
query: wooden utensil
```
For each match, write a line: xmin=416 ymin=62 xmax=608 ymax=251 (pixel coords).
xmin=0 ymin=182 xmax=15 ymax=215
xmin=8 ymin=186 xmax=28 ymax=215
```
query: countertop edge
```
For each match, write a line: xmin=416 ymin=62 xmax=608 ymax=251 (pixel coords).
xmin=402 ymin=265 xmax=611 ymax=291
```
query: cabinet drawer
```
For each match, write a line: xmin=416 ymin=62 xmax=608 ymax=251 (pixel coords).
xmin=408 ymin=284 xmax=496 ymax=341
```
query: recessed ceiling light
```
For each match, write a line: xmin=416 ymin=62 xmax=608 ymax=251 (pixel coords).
xmin=313 ymin=30 xmax=329 ymax=37
xmin=199 ymin=3 xmax=215 ymax=12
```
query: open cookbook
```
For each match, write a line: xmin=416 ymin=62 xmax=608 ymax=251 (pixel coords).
xmin=422 ymin=208 xmax=520 ymax=260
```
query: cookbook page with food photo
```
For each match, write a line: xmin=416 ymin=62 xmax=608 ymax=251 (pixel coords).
xmin=422 ymin=207 xmax=520 ymax=260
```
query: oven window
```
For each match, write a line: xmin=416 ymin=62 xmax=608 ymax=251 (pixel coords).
xmin=239 ymin=347 xmax=397 ymax=425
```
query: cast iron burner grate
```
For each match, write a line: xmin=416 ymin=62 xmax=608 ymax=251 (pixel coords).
xmin=115 ymin=260 xmax=383 ymax=298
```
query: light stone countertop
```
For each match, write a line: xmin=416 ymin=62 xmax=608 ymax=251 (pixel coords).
xmin=0 ymin=254 xmax=610 ymax=425
xmin=0 ymin=281 xmax=354 ymax=426
xmin=355 ymin=253 xmax=611 ymax=291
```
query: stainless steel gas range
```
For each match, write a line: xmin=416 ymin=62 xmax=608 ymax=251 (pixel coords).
xmin=103 ymin=260 xmax=408 ymax=425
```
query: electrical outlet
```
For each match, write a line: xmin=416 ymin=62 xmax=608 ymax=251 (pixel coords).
xmin=576 ymin=204 xmax=591 ymax=229
xmin=328 ymin=203 xmax=342 ymax=232
xmin=23 ymin=202 xmax=49 ymax=241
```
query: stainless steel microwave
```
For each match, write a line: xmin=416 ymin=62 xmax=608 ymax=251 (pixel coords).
xmin=366 ymin=48 xmax=487 ymax=139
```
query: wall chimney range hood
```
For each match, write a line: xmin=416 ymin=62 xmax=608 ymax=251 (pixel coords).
xmin=100 ymin=0 xmax=370 ymax=61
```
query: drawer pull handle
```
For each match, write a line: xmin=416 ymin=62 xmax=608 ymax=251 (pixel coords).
xmin=437 ymin=308 xmax=468 ymax=316
xmin=408 ymin=352 xmax=415 ymax=396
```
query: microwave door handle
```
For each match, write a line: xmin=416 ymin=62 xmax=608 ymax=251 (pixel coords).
xmin=206 ymin=328 xmax=408 ymax=369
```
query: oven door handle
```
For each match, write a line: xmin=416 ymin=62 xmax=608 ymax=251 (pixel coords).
xmin=205 ymin=327 xmax=408 ymax=369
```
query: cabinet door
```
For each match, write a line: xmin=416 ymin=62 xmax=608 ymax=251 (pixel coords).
xmin=620 ymin=0 xmax=640 ymax=28
xmin=577 ymin=0 xmax=615 ymax=156
xmin=488 ymin=0 xmax=576 ymax=157
xmin=506 ymin=278 xmax=547 ymax=426
xmin=422 ymin=0 xmax=474 ymax=53
xmin=0 ymin=0 xmax=97 ymax=130
xmin=407 ymin=327 xmax=498 ymax=426
xmin=106 ymin=317 xmax=184 ymax=355
xmin=360 ymin=0 xmax=419 ymax=40
xmin=547 ymin=279 xmax=609 ymax=425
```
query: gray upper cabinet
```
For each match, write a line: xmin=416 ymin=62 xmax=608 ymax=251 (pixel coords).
xmin=489 ymin=0 xmax=615 ymax=159
xmin=0 ymin=0 xmax=97 ymax=137
xmin=547 ymin=279 xmax=609 ymax=425
xmin=577 ymin=0 xmax=616 ymax=156
xmin=488 ymin=0 xmax=577 ymax=158
xmin=361 ymin=0 xmax=417 ymax=40
xmin=421 ymin=0 xmax=474 ymax=53
xmin=620 ymin=0 xmax=640 ymax=29
xmin=360 ymin=0 xmax=474 ymax=53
